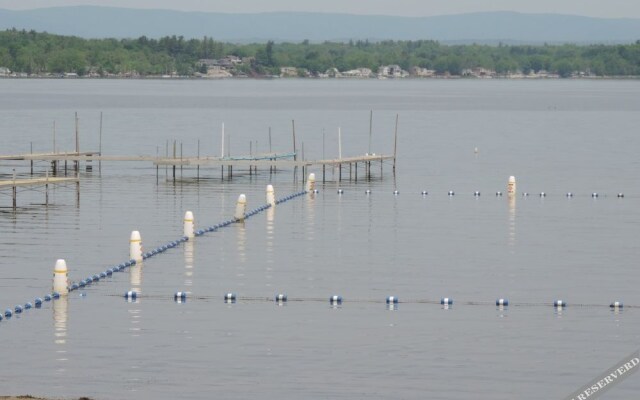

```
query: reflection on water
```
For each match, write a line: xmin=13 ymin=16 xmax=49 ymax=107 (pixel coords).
xmin=129 ymin=262 xmax=143 ymax=337
xmin=265 ymin=206 xmax=275 ymax=287
xmin=184 ymin=241 xmax=194 ymax=290
xmin=53 ymin=296 xmax=68 ymax=371
xmin=508 ymin=195 xmax=516 ymax=249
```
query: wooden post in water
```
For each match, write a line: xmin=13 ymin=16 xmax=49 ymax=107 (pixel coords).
xmin=172 ymin=140 xmax=176 ymax=183
xmin=393 ymin=114 xmax=398 ymax=175
xmin=30 ymin=142 xmax=33 ymax=175
xmin=75 ymin=112 xmax=79 ymax=173
xmin=99 ymin=111 xmax=103 ymax=173
xmin=180 ymin=142 xmax=183 ymax=178
xmin=76 ymin=171 xmax=80 ymax=207
xmin=197 ymin=139 xmax=200 ymax=181
xmin=45 ymin=169 xmax=49 ymax=205
xmin=369 ymin=109 xmax=373 ymax=155
xmin=156 ymin=146 xmax=159 ymax=185
xmin=12 ymin=169 xmax=16 ymax=210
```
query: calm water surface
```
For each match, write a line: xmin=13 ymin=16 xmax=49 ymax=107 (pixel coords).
xmin=0 ymin=79 xmax=639 ymax=399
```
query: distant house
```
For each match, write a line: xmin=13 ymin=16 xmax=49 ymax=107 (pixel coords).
xmin=378 ymin=65 xmax=408 ymax=78
xmin=341 ymin=68 xmax=372 ymax=78
xmin=280 ymin=67 xmax=298 ymax=77
xmin=410 ymin=67 xmax=435 ymax=77
xmin=204 ymin=66 xmax=233 ymax=78
xmin=0 ymin=67 xmax=11 ymax=76
xmin=325 ymin=67 xmax=342 ymax=78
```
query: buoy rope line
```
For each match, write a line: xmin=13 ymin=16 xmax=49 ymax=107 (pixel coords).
xmin=103 ymin=294 xmax=634 ymax=310
xmin=0 ymin=190 xmax=308 ymax=323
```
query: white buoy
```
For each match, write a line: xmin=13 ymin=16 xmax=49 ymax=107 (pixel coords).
xmin=365 ymin=189 xmax=372 ymax=195
xmin=610 ymin=301 xmax=623 ymax=309
xmin=266 ymin=185 xmax=276 ymax=207
xmin=52 ymin=259 xmax=69 ymax=295
xmin=540 ymin=192 xmax=546 ymax=197
xmin=448 ymin=191 xmax=455 ymax=196
xmin=474 ymin=191 xmax=481 ymax=197
xmin=234 ymin=194 xmax=247 ymax=221
xmin=441 ymin=298 xmax=453 ymax=306
xmin=183 ymin=211 xmax=194 ymax=239
xmin=592 ymin=193 xmax=599 ymax=198
xmin=496 ymin=191 xmax=503 ymax=196
xmin=553 ymin=300 xmax=566 ymax=308
xmin=305 ymin=173 xmax=316 ymax=192
xmin=507 ymin=176 xmax=516 ymax=196
xmin=337 ymin=189 xmax=344 ymax=194
xmin=129 ymin=231 xmax=143 ymax=263
xmin=421 ymin=191 xmax=428 ymax=196
xmin=496 ymin=298 xmax=509 ymax=306
xmin=566 ymin=192 xmax=573 ymax=198
xmin=617 ymin=193 xmax=624 ymax=198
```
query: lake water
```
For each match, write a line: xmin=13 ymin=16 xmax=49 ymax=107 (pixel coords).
xmin=0 ymin=79 xmax=639 ymax=399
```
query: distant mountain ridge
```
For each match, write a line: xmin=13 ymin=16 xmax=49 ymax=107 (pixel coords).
xmin=1 ymin=6 xmax=639 ymax=43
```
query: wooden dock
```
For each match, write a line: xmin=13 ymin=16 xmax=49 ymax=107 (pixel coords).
xmin=0 ymin=151 xmax=395 ymax=183
xmin=0 ymin=175 xmax=79 ymax=209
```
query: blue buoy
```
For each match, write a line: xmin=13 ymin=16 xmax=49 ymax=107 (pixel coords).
xmin=0 ymin=314 xmax=3 ymax=321
xmin=125 ymin=291 xmax=137 ymax=301
xmin=275 ymin=294 xmax=287 ymax=302
xmin=174 ymin=292 xmax=187 ymax=302
xmin=448 ymin=191 xmax=455 ymax=196
xmin=106 ymin=269 xmax=113 ymax=276
xmin=386 ymin=296 xmax=399 ymax=304
xmin=440 ymin=298 xmax=453 ymax=306
xmin=52 ymin=292 xmax=60 ymax=299
xmin=496 ymin=191 xmax=503 ymax=196
xmin=330 ymin=295 xmax=343 ymax=304
xmin=14 ymin=305 xmax=23 ymax=314
xmin=421 ymin=191 xmax=428 ymax=196
xmin=78 ymin=280 xmax=86 ymax=288
xmin=496 ymin=298 xmax=509 ymax=306
xmin=4 ymin=309 xmax=12 ymax=318
xmin=553 ymin=300 xmax=566 ymax=308
xmin=92 ymin=274 xmax=100 ymax=282
xmin=224 ymin=293 xmax=236 ymax=303
xmin=34 ymin=298 xmax=43 ymax=307
xmin=70 ymin=283 xmax=79 ymax=290
xmin=610 ymin=301 xmax=623 ymax=308
xmin=84 ymin=278 xmax=92 ymax=285
xmin=24 ymin=302 xmax=33 ymax=310
xmin=99 ymin=272 xmax=107 ymax=279
xmin=44 ymin=294 xmax=52 ymax=302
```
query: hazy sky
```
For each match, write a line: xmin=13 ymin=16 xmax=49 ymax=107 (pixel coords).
xmin=0 ymin=0 xmax=639 ymax=18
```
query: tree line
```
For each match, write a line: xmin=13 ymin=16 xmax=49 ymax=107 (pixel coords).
xmin=1 ymin=28 xmax=639 ymax=77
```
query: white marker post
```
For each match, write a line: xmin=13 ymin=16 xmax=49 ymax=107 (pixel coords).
xmin=52 ymin=259 xmax=69 ymax=295
xmin=234 ymin=194 xmax=247 ymax=221
xmin=266 ymin=185 xmax=276 ymax=207
xmin=130 ymin=231 xmax=143 ymax=263
xmin=507 ymin=176 xmax=517 ymax=196
xmin=306 ymin=173 xmax=316 ymax=192
xmin=184 ymin=211 xmax=194 ymax=239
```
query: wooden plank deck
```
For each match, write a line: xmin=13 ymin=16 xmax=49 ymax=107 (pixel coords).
xmin=0 ymin=176 xmax=78 ymax=188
